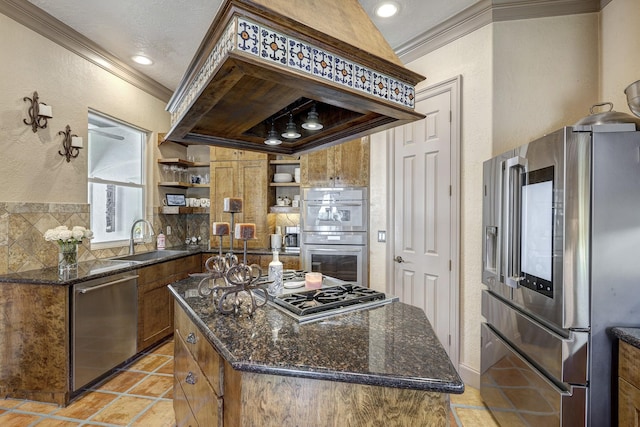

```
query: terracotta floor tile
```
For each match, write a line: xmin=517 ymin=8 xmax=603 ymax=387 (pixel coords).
xmin=0 ymin=398 xmax=24 ymax=409
xmin=33 ymin=419 xmax=82 ymax=427
xmin=156 ymin=359 xmax=175 ymax=374
xmin=128 ymin=374 xmax=174 ymax=397
xmin=152 ymin=341 xmax=175 ymax=356
xmin=451 ymin=385 xmax=485 ymax=407
xmin=131 ymin=400 xmax=175 ymax=427
xmin=95 ymin=371 xmax=147 ymax=393
xmin=0 ymin=412 xmax=42 ymax=426
xmin=128 ymin=354 xmax=170 ymax=373
xmin=456 ymin=407 xmax=501 ymax=427
xmin=55 ymin=391 xmax=117 ymax=420
xmin=16 ymin=400 xmax=59 ymax=414
xmin=91 ymin=395 xmax=154 ymax=425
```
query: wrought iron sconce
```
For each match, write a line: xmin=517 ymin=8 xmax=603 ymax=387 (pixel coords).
xmin=58 ymin=125 xmax=83 ymax=162
xmin=23 ymin=91 xmax=52 ymax=133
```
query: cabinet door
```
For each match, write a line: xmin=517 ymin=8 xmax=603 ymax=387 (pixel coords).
xmin=237 ymin=160 xmax=269 ymax=249
xmin=139 ymin=280 xmax=173 ymax=351
xmin=300 ymin=146 xmax=335 ymax=187
xmin=210 ymin=161 xmax=237 ymax=249
xmin=211 ymin=146 xmax=267 ymax=161
xmin=334 ymin=137 xmax=370 ymax=187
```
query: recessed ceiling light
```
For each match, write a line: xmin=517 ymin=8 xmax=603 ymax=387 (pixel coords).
xmin=132 ymin=55 xmax=153 ymax=65
xmin=375 ymin=1 xmax=399 ymax=18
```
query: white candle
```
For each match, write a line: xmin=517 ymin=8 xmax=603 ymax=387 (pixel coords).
xmin=234 ymin=223 xmax=256 ymax=240
xmin=71 ymin=136 xmax=83 ymax=148
xmin=223 ymin=197 xmax=243 ymax=213
xmin=38 ymin=103 xmax=52 ymax=118
xmin=305 ymin=272 xmax=323 ymax=289
xmin=211 ymin=222 xmax=230 ymax=236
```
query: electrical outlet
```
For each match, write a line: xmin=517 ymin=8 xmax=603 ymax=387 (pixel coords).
xmin=377 ymin=230 xmax=386 ymax=242
xmin=166 ymin=226 xmax=172 ymax=235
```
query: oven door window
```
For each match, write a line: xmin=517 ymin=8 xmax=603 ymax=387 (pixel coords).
xmin=520 ymin=166 xmax=554 ymax=297
xmin=310 ymin=253 xmax=358 ymax=282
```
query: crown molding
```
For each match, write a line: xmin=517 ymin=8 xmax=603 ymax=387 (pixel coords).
xmin=0 ymin=0 xmax=173 ymax=102
xmin=397 ymin=0 xmax=603 ymax=64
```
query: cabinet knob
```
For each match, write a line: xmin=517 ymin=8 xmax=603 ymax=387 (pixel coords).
xmin=185 ymin=371 xmax=197 ymax=385
xmin=186 ymin=332 xmax=198 ymax=344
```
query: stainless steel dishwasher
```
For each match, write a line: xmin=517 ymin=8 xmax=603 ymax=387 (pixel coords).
xmin=72 ymin=271 xmax=138 ymax=391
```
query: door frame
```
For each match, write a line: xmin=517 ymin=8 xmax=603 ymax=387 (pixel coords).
xmin=386 ymin=75 xmax=461 ymax=369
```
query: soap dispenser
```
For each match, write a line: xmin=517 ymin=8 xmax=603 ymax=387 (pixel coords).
xmin=268 ymin=250 xmax=283 ymax=296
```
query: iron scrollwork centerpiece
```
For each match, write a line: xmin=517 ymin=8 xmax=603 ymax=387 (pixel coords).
xmin=196 ymin=253 xmax=267 ymax=316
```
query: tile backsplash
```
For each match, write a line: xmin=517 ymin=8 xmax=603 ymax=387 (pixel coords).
xmin=0 ymin=202 xmax=204 ymax=274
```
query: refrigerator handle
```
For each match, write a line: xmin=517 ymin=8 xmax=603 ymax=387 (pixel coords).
xmin=503 ymin=156 xmax=526 ymax=288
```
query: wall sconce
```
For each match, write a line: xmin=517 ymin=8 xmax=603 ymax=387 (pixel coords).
xmin=23 ymin=91 xmax=53 ymax=133
xmin=58 ymin=125 xmax=83 ymax=162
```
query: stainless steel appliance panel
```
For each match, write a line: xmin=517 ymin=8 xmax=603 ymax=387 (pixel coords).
xmin=482 ymin=290 xmax=588 ymax=385
xmin=301 ymin=187 xmax=368 ymax=232
xmin=481 ymin=323 xmax=587 ymax=426
xmin=302 ymin=243 xmax=367 ymax=287
xmin=72 ymin=272 xmax=138 ymax=391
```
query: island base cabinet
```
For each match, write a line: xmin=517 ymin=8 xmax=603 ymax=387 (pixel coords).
xmin=223 ymin=366 xmax=450 ymax=427
xmin=619 ymin=340 xmax=640 ymax=425
xmin=175 ymin=332 xmax=223 ymax=427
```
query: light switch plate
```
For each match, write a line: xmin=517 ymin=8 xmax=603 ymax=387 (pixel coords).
xmin=377 ymin=230 xmax=386 ymax=242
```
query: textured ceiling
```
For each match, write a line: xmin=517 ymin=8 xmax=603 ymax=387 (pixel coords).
xmin=26 ymin=0 xmax=479 ymax=91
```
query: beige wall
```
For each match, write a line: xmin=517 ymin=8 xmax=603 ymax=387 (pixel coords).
xmin=600 ymin=0 xmax=640 ymax=107
xmin=0 ymin=13 xmax=180 ymax=273
xmin=0 ymin=13 xmax=171 ymax=205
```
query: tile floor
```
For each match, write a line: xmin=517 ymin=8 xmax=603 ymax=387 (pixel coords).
xmin=0 ymin=338 xmax=497 ymax=427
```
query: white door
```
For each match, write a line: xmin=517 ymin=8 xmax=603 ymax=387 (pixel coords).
xmin=393 ymin=88 xmax=454 ymax=357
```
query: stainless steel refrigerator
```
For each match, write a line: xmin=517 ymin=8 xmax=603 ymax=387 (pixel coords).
xmin=481 ymin=124 xmax=640 ymax=426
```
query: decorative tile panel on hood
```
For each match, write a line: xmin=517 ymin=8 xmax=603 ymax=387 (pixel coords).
xmin=164 ymin=0 xmax=425 ymax=155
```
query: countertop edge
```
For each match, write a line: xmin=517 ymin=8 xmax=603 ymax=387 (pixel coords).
xmin=611 ymin=327 xmax=640 ymax=349
xmin=168 ymin=284 xmax=465 ymax=394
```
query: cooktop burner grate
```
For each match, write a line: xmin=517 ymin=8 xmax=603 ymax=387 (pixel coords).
xmin=272 ymin=284 xmax=386 ymax=316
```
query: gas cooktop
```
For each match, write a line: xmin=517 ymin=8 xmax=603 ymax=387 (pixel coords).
xmin=270 ymin=284 xmax=397 ymax=323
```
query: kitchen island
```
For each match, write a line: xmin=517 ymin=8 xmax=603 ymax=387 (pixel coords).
xmin=169 ymin=277 xmax=463 ymax=426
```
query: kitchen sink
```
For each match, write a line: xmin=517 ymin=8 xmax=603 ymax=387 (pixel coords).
xmin=110 ymin=250 xmax=191 ymax=262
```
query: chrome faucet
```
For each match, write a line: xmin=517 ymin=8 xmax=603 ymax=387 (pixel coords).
xmin=129 ymin=219 xmax=155 ymax=255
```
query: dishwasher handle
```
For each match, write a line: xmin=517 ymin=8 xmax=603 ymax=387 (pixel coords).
xmin=76 ymin=275 xmax=139 ymax=294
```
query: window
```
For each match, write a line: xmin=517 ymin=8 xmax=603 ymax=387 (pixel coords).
xmin=88 ymin=112 xmax=147 ymax=245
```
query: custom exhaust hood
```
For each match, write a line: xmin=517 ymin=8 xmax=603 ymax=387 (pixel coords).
xmin=164 ymin=0 xmax=426 ymax=155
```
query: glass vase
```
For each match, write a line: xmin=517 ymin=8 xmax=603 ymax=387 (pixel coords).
xmin=58 ymin=241 xmax=78 ymax=275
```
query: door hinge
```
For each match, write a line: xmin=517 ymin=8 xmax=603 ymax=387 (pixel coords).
xmin=448 ymin=334 xmax=451 ymax=345
xmin=449 ymin=260 xmax=452 ymax=271
xmin=449 ymin=185 xmax=452 ymax=196
xmin=449 ymin=110 xmax=452 ymax=122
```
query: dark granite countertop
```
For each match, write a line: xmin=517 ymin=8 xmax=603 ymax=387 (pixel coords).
xmin=169 ymin=277 xmax=465 ymax=394
xmin=0 ymin=246 xmax=298 ymax=286
xmin=611 ymin=327 xmax=640 ymax=349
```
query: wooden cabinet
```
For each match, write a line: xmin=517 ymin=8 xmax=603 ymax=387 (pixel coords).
xmin=300 ymin=137 xmax=369 ymax=187
xmin=202 ymin=253 xmax=300 ymax=273
xmin=619 ymin=340 xmax=640 ymax=425
xmin=210 ymin=159 xmax=269 ymax=249
xmin=174 ymin=301 xmax=224 ymax=427
xmin=137 ymin=255 xmax=200 ymax=352
xmin=211 ymin=146 xmax=266 ymax=161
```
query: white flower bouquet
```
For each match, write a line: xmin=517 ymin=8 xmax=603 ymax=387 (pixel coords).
xmin=44 ymin=225 xmax=94 ymax=244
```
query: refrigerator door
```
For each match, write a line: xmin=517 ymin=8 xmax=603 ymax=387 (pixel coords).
xmin=481 ymin=323 xmax=587 ymax=426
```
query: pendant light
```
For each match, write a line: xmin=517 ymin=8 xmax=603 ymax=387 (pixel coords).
xmin=281 ymin=113 xmax=301 ymax=139
xmin=264 ymin=121 xmax=282 ymax=145
xmin=301 ymin=104 xmax=323 ymax=130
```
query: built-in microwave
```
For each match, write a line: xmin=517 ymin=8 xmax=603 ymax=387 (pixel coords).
xmin=301 ymin=187 xmax=368 ymax=232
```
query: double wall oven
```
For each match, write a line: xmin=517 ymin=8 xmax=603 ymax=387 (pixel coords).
xmin=300 ymin=187 xmax=368 ymax=287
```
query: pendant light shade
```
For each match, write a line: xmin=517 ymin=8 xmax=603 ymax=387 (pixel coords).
xmin=281 ymin=114 xmax=301 ymax=139
xmin=302 ymin=105 xmax=323 ymax=130
xmin=264 ymin=122 xmax=282 ymax=145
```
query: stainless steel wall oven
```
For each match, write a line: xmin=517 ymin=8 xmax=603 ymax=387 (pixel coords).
xmin=301 ymin=187 xmax=368 ymax=287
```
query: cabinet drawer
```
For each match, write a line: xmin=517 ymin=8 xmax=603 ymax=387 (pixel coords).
xmin=173 ymin=378 xmax=199 ymax=427
xmin=175 ymin=333 xmax=223 ymax=427
xmin=175 ymin=302 xmax=224 ymax=396
xmin=620 ymin=341 xmax=640 ymax=390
